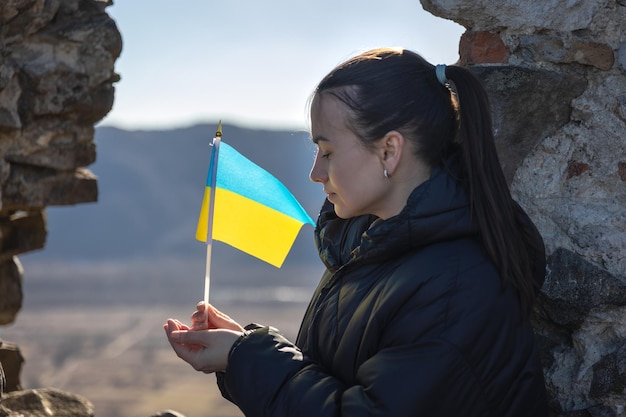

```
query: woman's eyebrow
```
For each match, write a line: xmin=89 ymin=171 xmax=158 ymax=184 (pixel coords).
xmin=311 ymin=135 xmax=329 ymax=144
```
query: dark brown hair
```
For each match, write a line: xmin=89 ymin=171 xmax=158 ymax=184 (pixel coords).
xmin=313 ymin=48 xmax=536 ymax=314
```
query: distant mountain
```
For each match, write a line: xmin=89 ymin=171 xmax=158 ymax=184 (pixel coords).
xmin=20 ymin=123 xmax=327 ymax=307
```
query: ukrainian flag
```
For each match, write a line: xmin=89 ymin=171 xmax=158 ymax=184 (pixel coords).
xmin=196 ymin=141 xmax=315 ymax=267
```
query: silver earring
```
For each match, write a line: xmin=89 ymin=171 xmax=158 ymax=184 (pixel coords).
xmin=383 ymin=169 xmax=390 ymax=178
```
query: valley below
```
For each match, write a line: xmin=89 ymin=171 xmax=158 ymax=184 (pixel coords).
xmin=2 ymin=301 xmax=308 ymax=417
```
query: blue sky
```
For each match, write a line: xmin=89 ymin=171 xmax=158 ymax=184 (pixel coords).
xmin=100 ymin=1 xmax=464 ymax=131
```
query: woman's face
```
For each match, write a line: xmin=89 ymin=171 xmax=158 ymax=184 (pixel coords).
xmin=309 ymin=94 xmax=392 ymax=219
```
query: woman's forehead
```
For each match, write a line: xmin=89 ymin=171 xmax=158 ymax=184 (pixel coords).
xmin=310 ymin=98 xmax=351 ymax=138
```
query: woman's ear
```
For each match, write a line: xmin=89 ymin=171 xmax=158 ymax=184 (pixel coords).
xmin=380 ymin=130 xmax=405 ymax=176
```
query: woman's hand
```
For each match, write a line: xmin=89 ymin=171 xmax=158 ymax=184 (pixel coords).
xmin=164 ymin=303 xmax=245 ymax=373
xmin=164 ymin=319 xmax=243 ymax=373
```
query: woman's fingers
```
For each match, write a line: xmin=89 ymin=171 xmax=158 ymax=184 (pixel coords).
xmin=165 ymin=319 xmax=201 ymax=350
xmin=191 ymin=310 xmax=209 ymax=330
xmin=190 ymin=301 xmax=212 ymax=330
xmin=165 ymin=303 xmax=241 ymax=333
xmin=187 ymin=302 xmax=244 ymax=332
xmin=206 ymin=304 xmax=245 ymax=332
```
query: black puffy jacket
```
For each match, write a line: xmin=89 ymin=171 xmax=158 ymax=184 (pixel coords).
xmin=218 ymin=160 xmax=548 ymax=417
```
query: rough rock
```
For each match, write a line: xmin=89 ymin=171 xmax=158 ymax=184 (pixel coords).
xmin=470 ymin=66 xmax=587 ymax=183
xmin=0 ymin=340 xmax=24 ymax=393
xmin=150 ymin=411 xmax=188 ymax=417
xmin=421 ymin=0 xmax=616 ymax=37
xmin=538 ymin=248 xmax=626 ymax=328
xmin=459 ymin=31 xmax=509 ymax=65
xmin=533 ymin=249 xmax=626 ymax=414
xmin=0 ymin=1 xmax=120 ymax=411
xmin=0 ymin=0 xmax=119 ymax=324
xmin=0 ymin=258 xmax=23 ymax=325
xmin=515 ymin=35 xmax=615 ymax=70
xmin=512 ymin=71 xmax=626 ymax=278
xmin=0 ymin=387 xmax=94 ymax=416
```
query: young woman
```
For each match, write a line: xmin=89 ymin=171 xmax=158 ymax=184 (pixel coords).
xmin=164 ymin=48 xmax=548 ymax=416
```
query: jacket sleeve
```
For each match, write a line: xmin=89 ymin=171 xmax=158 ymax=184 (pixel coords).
xmin=219 ymin=326 xmax=344 ymax=416
xmin=217 ymin=325 xmax=493 ymax=417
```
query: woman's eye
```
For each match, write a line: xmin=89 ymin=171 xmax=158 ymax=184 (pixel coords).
xmin=316 ymin=148 xmax=330 ymax=160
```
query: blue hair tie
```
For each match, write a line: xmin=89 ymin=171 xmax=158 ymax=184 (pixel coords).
xmin=435 ymin=64 xmax=448 ymax=86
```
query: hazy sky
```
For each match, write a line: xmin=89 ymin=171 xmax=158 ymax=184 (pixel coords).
xmin=100 ymin=1 xmax=465 ymax=131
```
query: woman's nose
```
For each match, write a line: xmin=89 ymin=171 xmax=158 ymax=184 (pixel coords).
xmin=309 ymin=154 xmax=327 ymax=184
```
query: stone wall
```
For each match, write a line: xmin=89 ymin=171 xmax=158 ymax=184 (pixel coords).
xmin=0 ymin=0 xmax=120 ymax=323
xmin=0 ymin=0 xmax=121 ymax=406
xmin=421 ymin=0 xmax=626 ymax=415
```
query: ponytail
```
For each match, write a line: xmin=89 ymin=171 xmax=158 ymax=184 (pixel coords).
xmin=445 ymin=66 xmax=535 ymax=315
